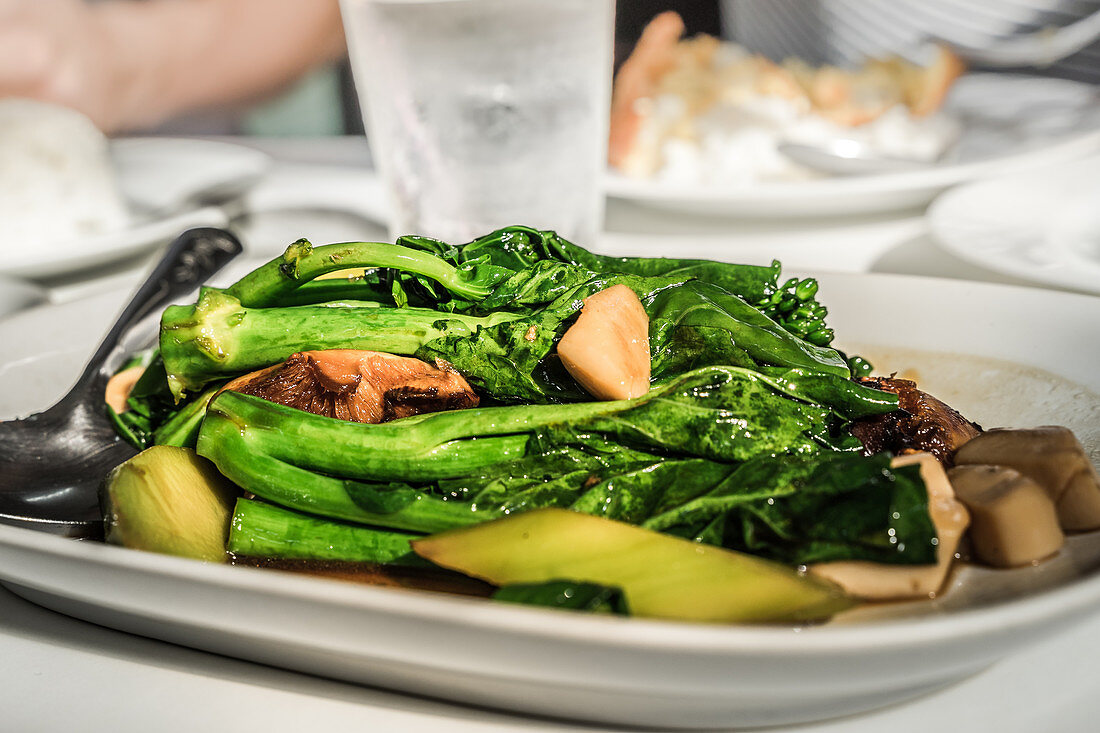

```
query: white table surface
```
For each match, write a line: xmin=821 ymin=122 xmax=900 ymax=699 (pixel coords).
xmin=2 ymin=136 xmax=1098 ymax=733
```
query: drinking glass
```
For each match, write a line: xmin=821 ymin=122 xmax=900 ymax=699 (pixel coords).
xmin=340 ymin=0 xmax=614 ymax=247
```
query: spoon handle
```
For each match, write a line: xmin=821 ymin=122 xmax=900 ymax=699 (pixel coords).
xmin=77 ymin=227 xmax=243 ymax=390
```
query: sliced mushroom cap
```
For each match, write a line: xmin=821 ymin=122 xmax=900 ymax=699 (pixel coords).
xmin=226 ymin=350 xmax=478 ymax=424
xmin=948 ymin=465 xmax=1064 ymax=568
xmin=953 ymin=426 xmax=1100 ymax=532
xmin=809 ymin=453 xmax=970 ymax=601
xmin=557 ymin=284 xmax=651 ymax=401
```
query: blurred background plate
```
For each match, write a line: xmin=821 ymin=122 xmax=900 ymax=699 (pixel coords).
xmin=2 ymin=138 xmax=270 ymax=279
xmin=605 ymin=74 xmax=1100 ymax=217
xmin=928 ymin=156 xmax=1100 ymax=295
xmin=724 ymin=0 xmax=1100 ymax=77
xmin=0 ymin=275 xmax=47 ymax=321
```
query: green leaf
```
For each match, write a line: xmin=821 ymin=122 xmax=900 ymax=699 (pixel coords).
xmin=646 ymin=280 xmax=849 ymax=379
xmin=644 ymin=452 xmax=938 ymax=565
xmin=757 ymin=367 xmax=898 ymax=420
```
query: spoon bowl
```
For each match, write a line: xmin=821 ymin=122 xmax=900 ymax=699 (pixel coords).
xmin=778 ymin=140 xmax=937 ymax=177
xmin=0 ymin=228 xmax=242 ymax=538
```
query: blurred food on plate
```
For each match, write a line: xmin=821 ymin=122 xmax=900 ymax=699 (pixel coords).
xmin=0 ymin=99 xmax=129 ymax=245
xmin=609 ymin=11 xmax=965 ymax=186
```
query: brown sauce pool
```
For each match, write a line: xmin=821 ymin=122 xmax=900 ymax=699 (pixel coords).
xmin=230 ymin=555 xmax=494 ymax=597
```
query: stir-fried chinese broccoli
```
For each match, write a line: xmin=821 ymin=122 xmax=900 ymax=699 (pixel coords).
xmin=159 ymin=228 xmax=851 ymax=401
xmin=112 ymin=226 xmax=929 ymax=580
xmin=201 ymin=370 xmax=933 ymax=567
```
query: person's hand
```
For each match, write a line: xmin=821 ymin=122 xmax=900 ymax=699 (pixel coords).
xmin=0 ymin=0 xmax=345 ymax=133
xmin=0 ymin=0 xmax=135 ymax=131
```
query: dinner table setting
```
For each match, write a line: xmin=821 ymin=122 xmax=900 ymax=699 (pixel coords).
xmin=2 ymin=1 xmax=1100 ymax=732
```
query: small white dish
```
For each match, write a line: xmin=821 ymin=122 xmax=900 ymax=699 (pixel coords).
xmin=605 ymin=74 xmax=1100 ymax=218
xmin=2 ymin=138 xmax=270 ymax=279
xmin=0 ymin=271 xmax=1097 ymax=728
xmin=929 ymin=156 xmax=1100 ymax=295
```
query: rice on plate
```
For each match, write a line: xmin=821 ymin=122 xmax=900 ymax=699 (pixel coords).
xmin=0 ymin=99 xmax=129 ymax=246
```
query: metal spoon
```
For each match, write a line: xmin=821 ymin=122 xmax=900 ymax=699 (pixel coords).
xmin=778 ymin=139 xmax=938 ymax=177
xmin=0 ymin=227 xmax=243 ymax=539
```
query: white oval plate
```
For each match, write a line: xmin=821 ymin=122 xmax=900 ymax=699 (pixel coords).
xmin=2 ymin=138 xmax=270 ymax=279
xmin=928 ymin=156 xmax=1100 ymax=295
xmin=605 ymin=74 xmax=1100 ymax=218
xmin=0 ymin=271 xmax=1098 ymax=729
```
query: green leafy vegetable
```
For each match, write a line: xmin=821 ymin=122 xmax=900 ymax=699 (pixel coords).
xmin=160 ymin=236 xmax=854 ymax=401
xmin=159 ymin=290 xmax=521 ymax=398
xmin=106 ymin=351 xmax=217 ymax=450
xmin=398 ymin=225 xmax=785 ymax=306
xmin=114 ymin=226 xmax=923 ymax=591
xmin=643 ymin=452 xmax=937 ymax=565
xmin=225 ymin=238 xmax=494 ymax=307
xmin=196 ymin=367 xmax=929 ymax=566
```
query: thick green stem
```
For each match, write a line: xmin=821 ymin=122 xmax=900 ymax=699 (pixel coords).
xmin=270 ymin=277 xmax=394 ymax=307
xmin=153 ymin=385 xmax=220 ymax=447
xmin=224 ymin=239 xmax=491 ymax=307
xmin=228 ymin=499 xmax=422 ymax=563
xmin=197 ymin=365 xmax=857 ymax=488
xmin=199 ymin=410 xmax=494 ymax=532
xmin=159 ymin=289 xmax=518 ymax=397
xmin=203 ymin=390 xmax=597 ymax=482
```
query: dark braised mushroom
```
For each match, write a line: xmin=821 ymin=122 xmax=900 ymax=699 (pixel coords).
xmin=225 ymin=350 xmax=478 ymax=423
xmin=849 ymin=376 xmax=981 ymax=466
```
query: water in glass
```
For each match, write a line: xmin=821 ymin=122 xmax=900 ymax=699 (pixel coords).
xmin=341 ymin=0 xmax=614 ymax=247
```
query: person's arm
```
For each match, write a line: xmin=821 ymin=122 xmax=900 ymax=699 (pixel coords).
xmin=0 ymin=0 xmax=346 ymax=132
